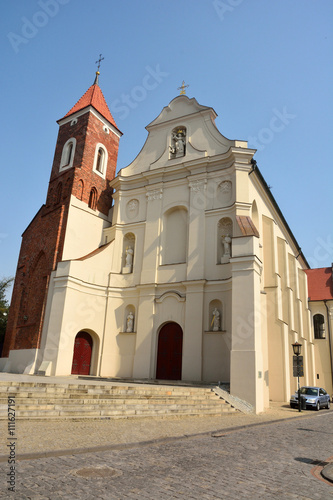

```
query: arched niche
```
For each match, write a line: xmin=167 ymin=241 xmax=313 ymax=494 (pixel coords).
xmin=208 ymin=299 xmax=223 ymax=332
xmin=251 ymin=200 xmax=259 ymax=234
xmin=124 ymin=305 xmax=135 ymax=333
xmin=122 ymin=232 xmax=135 ymax=274
xmin=169 ymin=126 xmax=186 ymax=159
xmin=76 ymin=179 xmax=84 ymax=201
xmin=162 ymin=206 xmax=188 ymax=264
xmin=217 ymin=217 xmax=233 ymax=264
xmin=88 ymin=187 xmax=97 ymax=210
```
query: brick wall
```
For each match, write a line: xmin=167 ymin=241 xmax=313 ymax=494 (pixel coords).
xmin=3 ymin=108 xmax=120 ymax=356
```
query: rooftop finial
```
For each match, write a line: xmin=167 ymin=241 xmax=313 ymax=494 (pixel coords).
xmin=94 ymin=54 xmax=104 ymax=85
xmin=178 ymin=81 xmax=189 ymax=95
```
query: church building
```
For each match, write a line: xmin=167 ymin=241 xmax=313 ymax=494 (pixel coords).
xmin=2 ymin=72 xmax=332 ymax=413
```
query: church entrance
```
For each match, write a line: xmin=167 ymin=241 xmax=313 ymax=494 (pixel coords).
xmin=71 ymin=331 xmax=93 ymax=375
xmin=156 ymin=322 xmax=183 ymax=380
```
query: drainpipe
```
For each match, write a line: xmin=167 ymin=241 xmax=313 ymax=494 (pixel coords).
xmin=98 ymin=272 xmax=111 ymax=377
xmin=324 ymin=300 xmax=333 ymax=391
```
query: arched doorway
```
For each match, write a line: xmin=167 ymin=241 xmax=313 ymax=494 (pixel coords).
xmin=71 ymin=331 xmax=93 ymax=375
xmin=156 ymin=322 xmax=183 ymax=380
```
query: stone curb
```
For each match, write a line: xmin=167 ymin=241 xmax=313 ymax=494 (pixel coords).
xmin=0 ymin=410 xmax=326 ymax=463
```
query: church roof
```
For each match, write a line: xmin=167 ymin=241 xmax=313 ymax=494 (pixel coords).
xmin=59 ymin=75 xmax=118 ymax=129
xmin=305 ymin=266 xmax=333 ymax=301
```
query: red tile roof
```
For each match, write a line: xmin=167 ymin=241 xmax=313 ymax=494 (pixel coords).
xmin=236 ymin=216 xmax=259 ymax=237
xmin=60 ymin=83 xmax=118 ymax=129
xmin=305 ymin=267 xmax=333 ymax=301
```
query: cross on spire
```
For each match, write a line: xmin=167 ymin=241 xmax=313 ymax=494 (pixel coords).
xmin=178 ymin=81 xmax=189 ymax=95
xmin=94 ymin=54 xmax=104 ymax=85
xmin=95 ymin=54 xmax=104 ymax=71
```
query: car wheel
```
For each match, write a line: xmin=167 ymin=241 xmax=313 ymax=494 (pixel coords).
xmin=316 ymin=401 xmax=320 ymax=411
xmin=327 ymin=400 xmax=330 ymax=410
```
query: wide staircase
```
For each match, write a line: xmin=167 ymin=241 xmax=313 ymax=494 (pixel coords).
xmin=0 ymin=380 xmax=238 ymax=420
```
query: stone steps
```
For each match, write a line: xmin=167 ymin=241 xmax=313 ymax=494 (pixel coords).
xmin=0 ymin=397 xmax=225 ymax=406
xmin=1 ymin=389 xmax=220 ymax=398
xmin=0 ymin=380 xmax=237 ymax=420
xmin=0 ymin=402 xmax=232 ymax=411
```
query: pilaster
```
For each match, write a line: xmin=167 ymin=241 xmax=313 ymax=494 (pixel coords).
xmin=132 ymin=285 xmax=156 ymax=378
xmin=182 ymin=280 xmax=205 ymax=381
xmin=187 ymin=178 xmax=207 ymax=280
xmin=229 ymin=235 xmax=265 ymax=413
xmin=140 ymin=185 xmax=163 ymax=284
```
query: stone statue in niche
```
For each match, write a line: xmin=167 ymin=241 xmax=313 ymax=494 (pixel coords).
xmin=123 ymin=246 xmax=134 ymax=274
xmin=126 ymin=312 xmax=134 ymax=333
xmin=221 ymin=234 xmax=232 ymax=263
xmin=223 ymin=235 xmax=231 ymax=256
xmin=125 ymin=246 xmax=134 ymax=267
xmin=211 ymin=308 xmax=220 ymax=331
xmin=169 ymin=129 xmax=186 ymax=158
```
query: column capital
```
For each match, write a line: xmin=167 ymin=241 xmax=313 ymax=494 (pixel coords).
xmin=188 ymin=179 xmax=207 ymax=193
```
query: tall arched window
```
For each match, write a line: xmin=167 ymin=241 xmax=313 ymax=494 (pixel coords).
xmin=313 ymin=314 xmax=325 ymax=339
xmin=88 ymin=188 xmax=97 ymax=210
xmin=96 ymin=148 xmax=104 ymax=173
xmin=65 ymin=143 xmax=73 ymax=165
xmin=60 ymin=138 xmax=76 ymax=171
xmin=93 ymin=144 xmax=108 ymax=178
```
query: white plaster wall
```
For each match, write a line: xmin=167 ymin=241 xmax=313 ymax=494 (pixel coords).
xmin=62 ymin=196 xmax=111 ymax=261
xmin=3 ymin=349 xmax=39 ymax=374
xmin=203 ymin=333 xmax=230 ymax=382
xmin=39 ymin=276 xmax=106 ymax=376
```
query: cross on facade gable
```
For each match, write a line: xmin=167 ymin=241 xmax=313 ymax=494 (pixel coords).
xmin=178 ymin=81 xmax=189 ymax=95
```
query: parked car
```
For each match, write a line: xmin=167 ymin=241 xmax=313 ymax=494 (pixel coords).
xmin=290 ymin=386 xmax=330 ymax=410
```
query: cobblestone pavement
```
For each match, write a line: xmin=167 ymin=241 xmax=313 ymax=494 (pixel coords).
xmin=1 ymin=410 xmax=332 ymax=499
xmin=0 ymin=403 xmax=325 ymax=458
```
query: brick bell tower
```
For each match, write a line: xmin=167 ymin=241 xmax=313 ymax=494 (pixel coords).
xmin=2 ymin=69 xmax=121 ymax=361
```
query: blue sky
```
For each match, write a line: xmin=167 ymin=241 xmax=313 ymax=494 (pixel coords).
xmin=1 ymin=0 xmax=333 ymax=299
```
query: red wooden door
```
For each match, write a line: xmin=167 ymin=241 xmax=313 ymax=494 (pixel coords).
xmin=71 ymin=332 xmax=93 ymax=375
xmin=156 ymin=323 xmax=183 ymax=380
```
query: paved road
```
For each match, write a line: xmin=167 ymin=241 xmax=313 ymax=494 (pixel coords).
xmin=1 ymin=412 xmax=332 ymax=499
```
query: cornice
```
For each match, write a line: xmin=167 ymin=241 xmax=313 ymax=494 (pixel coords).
xmin=111 ymin=147 xmax=255 ymax=192
xmin=57 ymin=106 xmax=122 ymax=138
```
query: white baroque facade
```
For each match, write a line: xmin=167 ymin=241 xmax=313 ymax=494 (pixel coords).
xmin=3 ymin=94 xmax=319 ymax=413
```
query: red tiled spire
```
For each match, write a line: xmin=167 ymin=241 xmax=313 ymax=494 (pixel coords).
xmin=59 ymin=72 xmax=118 ymax=129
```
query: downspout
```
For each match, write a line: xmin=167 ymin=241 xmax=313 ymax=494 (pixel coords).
xmin=98 ymin=272 xmax=111 ymax=376
xmin=324 ymin=300 xmax=333 ymax=391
